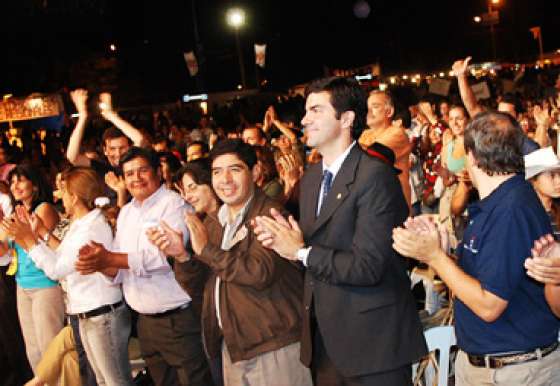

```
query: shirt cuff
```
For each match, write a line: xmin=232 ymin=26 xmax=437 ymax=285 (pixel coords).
xmin=297 ymin=247 xmax=312 ymax=267
xmin=27 ymin=241 xmax=47 ymax=265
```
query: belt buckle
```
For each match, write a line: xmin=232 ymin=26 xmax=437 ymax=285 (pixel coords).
xmin=489 ymin=356 xmax=504 ymax=369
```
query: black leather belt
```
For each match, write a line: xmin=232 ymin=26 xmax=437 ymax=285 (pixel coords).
xmin=467 ymin=341 xmax=559 ymax=369
xmin=75 ymin=301 xmax=124 ymax=320
xmin=145 ymin=303 xmax=189 ymax=318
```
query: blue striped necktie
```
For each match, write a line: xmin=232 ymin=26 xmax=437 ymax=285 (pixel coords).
xmin=319 ymin=170 xmax=333 ymax=214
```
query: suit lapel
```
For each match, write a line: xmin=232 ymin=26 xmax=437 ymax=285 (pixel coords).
xmin=307 ymin=146 xmax=362 ymax=237
xmin=300 ymin=162 xmax=323 ymax=235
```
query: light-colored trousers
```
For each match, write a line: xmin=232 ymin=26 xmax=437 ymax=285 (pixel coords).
xmin=35 ymin=325 xmax=80 ymax=386
xmin=79 ymin=303 xmax=134 ymax=386
xmin=455 ymin=348 xmax=560 ymax=385
xmin=17 ymin=285 xmax=65 ymax=372
xmin=222 ymin=341 xmax=313 ymax=386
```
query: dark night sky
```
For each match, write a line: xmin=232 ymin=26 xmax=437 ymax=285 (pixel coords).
xmin=0 ymin=0 xmax=556 ymax=105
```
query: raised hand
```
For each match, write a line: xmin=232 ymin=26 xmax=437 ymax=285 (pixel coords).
xmin=146 ymin=221 xmax=189 ymax=261
xmin=525 ymin=234 xmax=560 ymax=284
xmin=1 ymin=209 xmax=36 ymax=249
xmin=277 ymin=153 xmax=304 ymax=190
xmin=253 ymin=208 xmax=304 ymax=260
xmin=452 ymin=56 xmax=472 ymax=77
xmin=75 ymin=241 xmax=111 ymax=274
xmin=533 ymin=105 xmax=552 ymax=129
xmin=99 ymin=92 xmax=117 ymax=120
xmin=418 ymin=101 xmax=437 ymax=124
xmin=104 ymin=171 xmax=126 ymax=194
xmin=393 ymin=218 xmax=443 ymax=264
xmin=70 ymin=89 xmax=88 ymax=116
xmin=184 ymin=213 xmax=208 ymax=255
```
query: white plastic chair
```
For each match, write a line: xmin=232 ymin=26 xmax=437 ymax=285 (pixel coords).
xmin=413 ymin=325 xmax=456 ymax=386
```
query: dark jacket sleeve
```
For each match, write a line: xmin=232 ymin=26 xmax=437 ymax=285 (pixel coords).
xmin=197 ymin=199 xmax=287 ymax=291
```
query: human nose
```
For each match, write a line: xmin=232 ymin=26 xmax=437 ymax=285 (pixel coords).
xmin=301 ymin=112 xmax=311 ymax=127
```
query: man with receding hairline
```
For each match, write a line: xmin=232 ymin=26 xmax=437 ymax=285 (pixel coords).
xmin=394 ymin=111 xmax=560 ymax=385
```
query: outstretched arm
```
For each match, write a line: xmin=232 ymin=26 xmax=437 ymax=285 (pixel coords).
xmin=100 ymin=93 xmax=146 ymax=147
xmin=452 ymin=57 xmax=484 ymax=118
xmin=66 ymin=89 xmax=92 ymax=167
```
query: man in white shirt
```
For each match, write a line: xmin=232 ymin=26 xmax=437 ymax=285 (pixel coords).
xmin=76 ymin=147 xmax=211 ymax=386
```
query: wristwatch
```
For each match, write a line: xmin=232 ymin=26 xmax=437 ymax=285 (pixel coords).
xmin=43 ymin=232 xmax=51 ymax=243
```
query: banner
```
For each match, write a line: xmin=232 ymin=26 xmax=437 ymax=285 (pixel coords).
xmin=529 ymin=26 xmax=541 ymax=40
xmin=255 ymin=44 xmax=266 ymax=68
xmin=0 ymin=94 xmax=62 ymax=123
xmin=471 ymin=82 xmax=491 ymax=100
xmin=501 ymin=79 xmax=515 ymax=93
xmin=183 ymin=51 xmax=199 ymax=76
xmin=429 ymin=78 xmax=451 ymax=96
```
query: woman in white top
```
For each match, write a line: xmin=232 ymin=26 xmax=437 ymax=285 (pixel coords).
xmin=4 ymin=167 xmax=133 ymax=386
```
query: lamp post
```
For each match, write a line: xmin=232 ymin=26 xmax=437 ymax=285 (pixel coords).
xmin=474 ymin=1 xmax=501 ymax=61
xmin=226 ymin=8 xmax=247 ymax=89
xmin=488 ymin=0 xmax=501 ymax=60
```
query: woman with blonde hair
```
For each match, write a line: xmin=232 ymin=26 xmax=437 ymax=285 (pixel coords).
xmin=3 ymin=167 xmax=133 ymax=386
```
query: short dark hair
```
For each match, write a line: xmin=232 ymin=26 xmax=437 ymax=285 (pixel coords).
xmin=158 ymin=151 xmax=182 ymax=174
xmin=8 ymin=164 xmax=53 ymax=211
xmin=174 ymin=158 xmax=212 ymax=187
xmin=393 ymin=104 xmax=411 ymax=129
xmin=187 ymin=141 xmax=209 ymax=154
xmin=208 ymin=139 xmax=257 ymax=169
xmin=464 ymin=111 xmax=524 ymax=176
xmin=449 ymin=104 xmax=467 ymax=115
xmin=305 ymin=77 xmax=367 ymax=140
xmin=102 ymin=127 xmax=131 ymax=146
xmin=153 ymin=136 xmax=169 ymax=145
xmin=501 ymin=93 xmax=520 ymax=113
xmin=120 ymin=146 xmax=160 ymax=172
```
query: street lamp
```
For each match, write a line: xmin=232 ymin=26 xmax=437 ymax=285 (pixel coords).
xmin=226 ymin=7 xmax=247 ymax=89
xmin=487 ymin=0 xmax=501 ymax=60
xmin=473 ymin=16 xmax=482 ymax=23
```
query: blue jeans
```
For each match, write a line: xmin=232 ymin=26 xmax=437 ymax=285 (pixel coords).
xmin=79 ymin=303 xmax=134 ymax=386
xmin=70 ymin=315 xmax=98 ymax=386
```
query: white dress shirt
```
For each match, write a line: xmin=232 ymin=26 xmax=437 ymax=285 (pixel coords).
xmin=112 ymin=185 xmax=192 ymax=314
xmin=316 ymin=141 xmax=356 ymax=215
xmin=214 ymin=195 xmax=253 ymax=328
xmin=28 ymin=208 xmax=122 ymax=314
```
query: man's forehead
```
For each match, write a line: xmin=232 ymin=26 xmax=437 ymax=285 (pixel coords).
xmin=122 ymin=156 xmax=150 ymax=170
xmin=106 ymin=137 xmax=129 ymax=147
xmin=306 ymin=91 xmax=332 ymax=108
xmin=212 ymin=153 xmax=247 ymax=169
xmin=243 ymin=127 xmax=260 ymax=136
xmin=368 ymin=92 xmax=387 ymax=104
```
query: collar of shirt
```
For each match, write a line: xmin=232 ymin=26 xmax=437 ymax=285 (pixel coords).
xmin=467 ymin=174 xmax=524 ymax=218
xmin=217 ymin=194 xmax=254 ymax=228
xmin=322 ymin=141 xmax=356 ymax=181
xmin=69 ymin=208 xmax=103 ymax=230
xmin=131 ymin=184 xmax=165 ymax=209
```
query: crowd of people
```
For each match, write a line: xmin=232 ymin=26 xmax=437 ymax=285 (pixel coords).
xmin=0 ymin=57 xmax=560 ymax=386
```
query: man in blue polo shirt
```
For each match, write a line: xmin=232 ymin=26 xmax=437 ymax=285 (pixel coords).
xmin=393 ymin=111 xmax=560 ymax=385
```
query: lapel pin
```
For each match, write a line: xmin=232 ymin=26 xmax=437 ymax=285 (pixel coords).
xmin=336 ymin=193 xmax=342 ymax=199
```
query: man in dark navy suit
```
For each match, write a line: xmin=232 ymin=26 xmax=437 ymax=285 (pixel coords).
xmin=254 ymin=77 xmax=427 ymax=386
